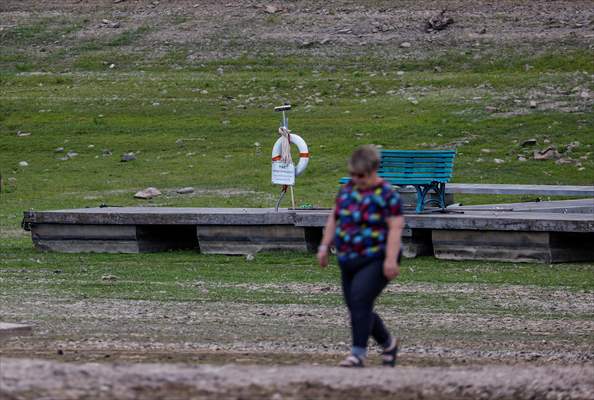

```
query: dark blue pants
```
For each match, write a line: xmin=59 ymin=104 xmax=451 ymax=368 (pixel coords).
xmin=339 ymin=255 xmax=392 ymax=350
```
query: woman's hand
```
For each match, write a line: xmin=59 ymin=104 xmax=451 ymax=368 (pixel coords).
xmin=383 ymin=258 xmax=400 ymax=280
xmin=317 ymin=245 xmax=329 ymax=268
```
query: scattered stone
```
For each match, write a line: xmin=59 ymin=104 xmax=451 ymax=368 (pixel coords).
xmin=518 ymin=156 xmax=527 ymax=162
xmin=298 ymin=40 xmax=315 ymax=48
xmin=433 ymin=66 xmax=442 ymax=73
xmin=481 ymin=149 xmax=492 ymax=154
xmin=134 ymin=187 xmax=161 ymax=199
xmin=121 ymin=152 xmax=136 ymax=162
xmin=533 ymin=146 xmax=561 ymax=161
xmin=400 ymin=42 xmax=411 ymax=48
xmin=425 ymin=10 xmax=454 ymax=32
xmin=109 ymin=64 xmax=115 ymax=69
xmin=18 ymin=161 xmax=28 ymax=167
xmin=102 ymin=149 xmax=112 ymax=156
xmin=101 ymin=274 xmax=117 ymax=281
xmin=493 ymin=158 xmax=505 ymax=164
xmin=88 ymin=144 xmax=95 ymax=149
xmin=555 ymin=158 xmax=575 ymax=165
xmin=580 ymin=90 xmax=590 ymax=99
xmin=176 ymin=187 xmax=195 ymax=194
xmin=55 ymin=147 xmax=65 ymax=153
xmin=396 ymin=70 xmax=405 ymax=76
xmin=245 ymin=254 xmax=255 ymax=261
xmin=479 ymin=27 xmax=487 ymax=34
xmin=66 ymin=151 xmax=78 ymax=158
xmin=543 ymin=139 xmax=551 ymax=144
xmin=520 ymin=138 xmax=537 ymax=147
xmin=264 ymin=5 xmax=278 ymax=14
xmin=485 ymin=106 xmax=498 ymax=113
xmin=217 ymin=67 xmax=224 ymax=75
xmin=565 ymin=141 xmax=580 ymax=152
xmin=16 ymin=131 xmax=31 ymax=137
xmin=529 ymin=100 xmax=537 ymax=108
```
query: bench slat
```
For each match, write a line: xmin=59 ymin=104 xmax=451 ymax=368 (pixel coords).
xmin=382 ymin=163 xmax=454 ymax=169
xmin=381 ymin=157 xmax=456 ymax=162
xmin=382 ymin=150 xmax=456 ymax=154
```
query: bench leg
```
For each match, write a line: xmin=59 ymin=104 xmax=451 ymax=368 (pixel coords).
xmin=415 ymin=185 xmax=432 ymax=213
xmin=415 ymin=183 xmax=447 ymax=213
xmin=437 ymin=182 xmax=446 ymax=209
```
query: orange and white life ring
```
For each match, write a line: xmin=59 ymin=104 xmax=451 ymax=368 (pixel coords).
xmin=271 ymin=133 xmax=309 ymax=177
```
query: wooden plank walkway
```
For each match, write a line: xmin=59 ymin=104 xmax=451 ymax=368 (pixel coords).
xmin=22 ymin=201 xmax=594 ymax=263
xmin=444 ymin=183 xmax=594 ymax=196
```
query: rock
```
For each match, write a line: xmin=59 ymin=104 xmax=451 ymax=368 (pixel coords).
xmin=101 ymin=274 xmax=117 ymax=281
xmin=102 ymin=149 xmax=112 ymax=156
xmin=479 ymin=27 xmax=487 ymax=34
xmin=109 ymin=64 xmax=115 ymax=69
xmin=55 ymin=147 xmax=65 ymax=153
xmin=18 ymin=161 xmax=28 ymax=167
xmin=580 ymin=90 xmax=590 ymax=99
xmin=217 ymin=67 xmax=224 ymax=75
xmin=245 ymin=254 xmax=255 ymax=261
xmin=121 ymin=152 xmax=136 ymax=162
xmin=396 ymin=70 xmax=405 ymax=76
xmin=481 ymin=149 xmax=492 ymax=153
xmin=176 ymin=187 xmax=195 ymax=194
xmin=565 ymin=141 xmax=580 ymax=152
xmin=533 ymin=146 xmax=560 ymax=161
xmin=298 ymin=40 xmax=315 ymax=48
xmin=400 ymin=42 xmax=411 ymax=48
xmin=425 ymin=10 xmax=454 ymax=32
xmin=520 ymin=139 xmax=537 ymax=147
xmin=518 ymin=156 xmax=527 ymax=162
xmin=264 ymin=5 xmax=278 ymax=14
xmin=493 ymin=158 xmax=505 ymax=164
xmin=134 ymin=187 xmax=161 ymax=199
xmin=529 ymin=100 xmax=537 ymax=108
xmin=16 ymin=131 xmax=31 ymax=137
xmin=485 ymin=106 xmax=498 ymax=113
xmin=555 ymin=158 xmax=574 ymax=165
xmin=66 ymin=151 xmax=78 ymax=158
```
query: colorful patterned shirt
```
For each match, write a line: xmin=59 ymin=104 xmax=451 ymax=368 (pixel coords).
xmin=334 ymin=180 xmax=403 ymax=262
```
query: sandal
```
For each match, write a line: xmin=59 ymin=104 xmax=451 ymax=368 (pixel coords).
xmin=381 ymin=337 xmax=401 ymax=367
xmin=338 ymin=354 xmax=364 ymax=368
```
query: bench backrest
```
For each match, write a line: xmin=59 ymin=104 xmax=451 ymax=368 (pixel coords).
xmin=379 ymin=149 xmax=456 ymax=185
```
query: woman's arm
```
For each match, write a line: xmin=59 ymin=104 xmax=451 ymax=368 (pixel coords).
xmin=317 ymin=208 xmax=337 ymax=268
xmin=383 ymin=215 xmax=405 ymax=280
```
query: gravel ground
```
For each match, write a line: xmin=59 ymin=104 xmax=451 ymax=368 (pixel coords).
xmin=2 ymin=358 xmax=594 ymax=400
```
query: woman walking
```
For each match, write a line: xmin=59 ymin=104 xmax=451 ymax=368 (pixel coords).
xmin=317 ymin=145 xmax=405 ymax=367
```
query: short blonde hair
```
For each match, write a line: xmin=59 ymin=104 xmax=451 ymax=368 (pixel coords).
xmin=348 ymin=144 xmax=380 ymax=174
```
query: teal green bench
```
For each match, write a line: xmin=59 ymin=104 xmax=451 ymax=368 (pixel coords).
xmin=339 ymin=149 xmax=457 ymax=213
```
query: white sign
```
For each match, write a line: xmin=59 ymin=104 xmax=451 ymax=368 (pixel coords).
xmin=272 ymin=161 xmax=295 ymax=185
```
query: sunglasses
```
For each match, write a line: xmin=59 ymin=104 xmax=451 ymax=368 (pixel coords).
xmin=349 ymin=171 xmax=368 ymax=179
